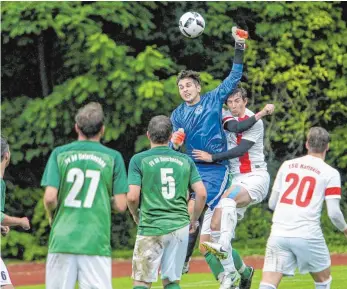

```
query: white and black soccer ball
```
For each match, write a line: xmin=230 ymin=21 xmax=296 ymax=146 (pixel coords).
xmin=179 ymin=12 xmax=205 ymax=39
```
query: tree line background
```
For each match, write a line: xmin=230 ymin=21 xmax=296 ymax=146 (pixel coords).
xmin=1 ymin=1 xmax=346 ymax=260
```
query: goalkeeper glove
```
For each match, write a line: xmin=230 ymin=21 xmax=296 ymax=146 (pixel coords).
xmin=232 ymin=26 xmax=248 ymax=50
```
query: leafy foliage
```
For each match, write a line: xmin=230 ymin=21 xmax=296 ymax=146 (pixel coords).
xmin=1 ymin=2 xmax=346 ymax=260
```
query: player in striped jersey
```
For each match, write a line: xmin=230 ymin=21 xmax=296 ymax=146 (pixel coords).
xmin=194 ymin=88 xmax=274 ymax=289
xmin=259 ymin=127 xmax=347 ymax=289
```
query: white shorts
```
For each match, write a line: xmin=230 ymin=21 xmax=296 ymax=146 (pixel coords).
xmin=232 ymin=170 xmax=270 ymax=219
xmin=46 ymin=253 xmax=112 ymax=289
xmin=132 ymin=225 xmax=189 ymax=283
xmin=263 ymin=236 xmax=331 ymax=275
xmin=0 ymin=258 xmax=12 ymax=286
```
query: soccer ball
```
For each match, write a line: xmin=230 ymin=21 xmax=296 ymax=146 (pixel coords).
xmin=179 ymin=12 xmax=205 ymax=39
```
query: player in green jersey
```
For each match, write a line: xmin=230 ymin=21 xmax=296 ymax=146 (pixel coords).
xmin=41 ymin=102 xmax=128 ymax=289
xmin=1 ymin=136 xmax=30 ymax=288
xmin=128 ymin=115 xmax=207 ymax=289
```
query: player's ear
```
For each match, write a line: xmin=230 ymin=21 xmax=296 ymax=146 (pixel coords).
xmin=75 ymin=123 xmax=80 ymax=135
xmin=305 ymin=141 xmax=309 ymax=151
xmin=100 ymin=125 xmax=105 ymax=137
xmin=326 ymin=143 xmax=330 ymax=152
xmin=197 ymin=84 xmax=201 ymax=93
xmin=146 ymin=131 xmax=150 ymax=140
xmin=4 ymin=151 xmax=11 ymax=167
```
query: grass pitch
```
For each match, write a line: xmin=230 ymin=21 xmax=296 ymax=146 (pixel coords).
xmin=18 ymin=266 xmax=347 ymax=289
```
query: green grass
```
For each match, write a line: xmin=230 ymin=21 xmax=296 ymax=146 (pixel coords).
xmin=17 ymin=266 xmax=347 ymax=289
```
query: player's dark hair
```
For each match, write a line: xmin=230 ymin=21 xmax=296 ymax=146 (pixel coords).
xmin=228 ymin=87 xmax=248 ymax=102
xmin=75 ymin=102 xmax=104 ymax=138
xmin=148 ymin=115 xmax=173 ymax=144
xmin=176 ymin=70 xmax=201 ymax=86
xmin=1 ymin=136 xmax=9 ymax=161
xmin=307 ymin=127 xmax=330 ymax=153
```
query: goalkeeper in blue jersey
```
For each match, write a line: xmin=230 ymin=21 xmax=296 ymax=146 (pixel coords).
xmin=170 ymin=27 xmax=257 ymax=289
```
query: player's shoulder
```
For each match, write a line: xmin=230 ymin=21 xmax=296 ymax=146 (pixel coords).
xmin=130 ymin=149 xmax=152 ymax=164
xmin=172 ymin=103 xmax=185 ymax=115
xmin=97 ymin=143 xmax=124 ymax=159
xmin=321 ymin=161 xmax=340 ymax=178
xmin=245 ymin=108 xmax=255 ymax=117
xmin=51 ymin=142 xmax=75 ymax=154
xmin=171 ymin=149 xmax=192 ymax=162
xmin=54 ymin=141 xmax=122 ymax=159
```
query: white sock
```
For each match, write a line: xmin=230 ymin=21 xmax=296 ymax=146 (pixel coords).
xmin=211 ymin=231 xmax=221 ymax=243
xmin=259 ymin=282 xmax=277 ymax=289
xmin=315 ymin=276 xmax=332 ymax=289
xmin=220 ymin=243 xmax=236 ymax=273
xmin=219 ymin=198 xmax=237 ymax=249
xmin=238 ymin=263 xmax=246 ymax=274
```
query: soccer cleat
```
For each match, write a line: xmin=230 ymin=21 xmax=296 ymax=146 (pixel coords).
xmin=201 ymin=241 xmax=228 ymax=260
xmin=219 ymin=271 xmax=240 ymax=289
xmin=239 ymin=266 xmax=254 ymax=289
xmin=182 ymin=258 xmax=190 ymax=274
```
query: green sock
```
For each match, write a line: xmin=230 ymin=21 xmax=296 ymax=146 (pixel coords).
xmin=204 ymin=251 xmax=224 ymax=280
xmin=232 ymin=248 xmax=251 ymax=279
xmin=133 ymin=286 xmax=148 ymax=289
xmin=164 ymin=283 xmax=181 ymax=289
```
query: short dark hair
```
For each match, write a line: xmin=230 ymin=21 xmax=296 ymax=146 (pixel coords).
xmin=75 ymin=102 xmax=104 ymax=138
xmin=176 ymin=70 xmax=201 ymax=86
xmin=1 ymin=136 xmax=9 ymax=161
xmin=228 ymin=87 xmax=248 ymax=101
xmin=307 ymin=127 xmax=330 ymax=153
xmin=148 ymin=115 xmax=173 ymax=144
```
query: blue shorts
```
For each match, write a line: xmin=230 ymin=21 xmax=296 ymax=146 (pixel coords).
xmin=191 ymin=163 xmax=229 ymax=209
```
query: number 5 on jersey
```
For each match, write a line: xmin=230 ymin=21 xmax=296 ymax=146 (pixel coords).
xmin=65 ymin=168 xmax=100 ymax=208
xmin=161 ymin=168 xmax=176 ymax=200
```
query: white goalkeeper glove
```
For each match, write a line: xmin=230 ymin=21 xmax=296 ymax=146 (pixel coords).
xmin=232 ymin=26 xmax=248 ymax=50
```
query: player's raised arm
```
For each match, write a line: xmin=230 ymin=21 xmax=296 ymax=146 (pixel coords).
xmin=210 ymin=27 xmax=247 ymax=103
xmin=223 ymin=104 xmax=275 ymax=134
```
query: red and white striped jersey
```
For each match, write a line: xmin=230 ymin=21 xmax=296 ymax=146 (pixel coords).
xmin=222 ymin=108 xmax=267 ymax=174
xmin=271 ymin=155 xmax=342 ymax=239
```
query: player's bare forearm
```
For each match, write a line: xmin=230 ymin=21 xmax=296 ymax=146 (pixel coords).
xmin=190 ymin=181 xmax=207 ymax=222
xmin=127 ymin=185 xmax=141 ymax=223
xmin=255 ymin=104 xmax=275 ymax=121
xmin=1 ymin=214 xmax=23 ymax=226
xmin=44 ymin=186 xmax=58 ymax=211
xmin=43 ymin=186 xmax=58 ymax=225
xmin=1 ymin=214 xmax=30 ymax=230
xmin=127 ymin=200 xmax=139 ymax=217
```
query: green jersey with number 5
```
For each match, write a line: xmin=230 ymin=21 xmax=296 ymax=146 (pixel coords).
xmin=128 ymin=146 xmax=201 ymax=236
xmin=41 ymin=141 xmax=128 ymax=256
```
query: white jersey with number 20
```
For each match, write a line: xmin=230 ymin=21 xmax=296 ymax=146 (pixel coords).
xmin=271 ymin=155 xmax=341 ymax=239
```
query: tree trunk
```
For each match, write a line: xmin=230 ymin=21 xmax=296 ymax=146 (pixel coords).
xmin=38 ymin=35 xmax=49 ymax=97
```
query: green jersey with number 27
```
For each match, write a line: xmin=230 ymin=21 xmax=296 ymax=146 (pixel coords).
xmin=128 ymin=146 xmax=201 ymax=236
xmin=41 ymin=141 xmax=128 ymax=256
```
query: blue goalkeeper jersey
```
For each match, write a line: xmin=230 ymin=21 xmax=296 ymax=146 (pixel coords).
xmin=171 ymin=63 xmax=243 ymax=163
